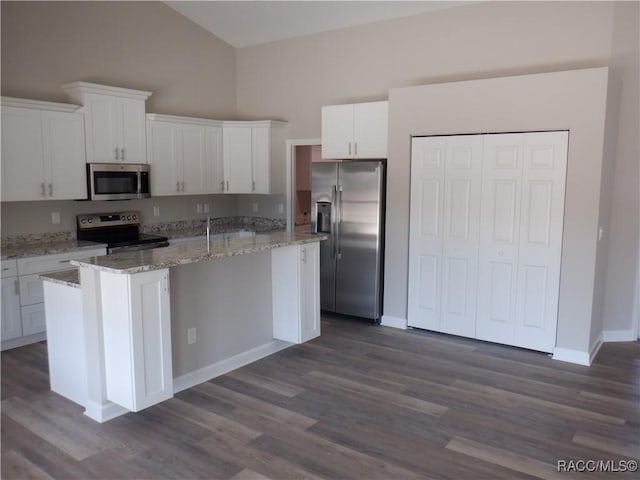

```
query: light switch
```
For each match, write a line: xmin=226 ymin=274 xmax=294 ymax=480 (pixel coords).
xmin=51 ymin=211 xmax=60 ymax=224
xmin=203 ymin=203 xmax=209 ymax=214
xmin=153 ymin=206 xmax=160 ymax=217
xmin=252 ymin=202 xmax=259 ymax=213
xmin=196 ymin=204 xmax=202 ymax=214
xmin=278 ymin=204 xmax=284 ymax=214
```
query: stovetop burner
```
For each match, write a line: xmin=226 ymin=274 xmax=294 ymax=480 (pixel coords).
xmin=77 ymin=211 xmax=169 ymax=254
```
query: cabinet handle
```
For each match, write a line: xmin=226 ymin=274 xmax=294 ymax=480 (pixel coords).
xmin=176 ymin=182 xmax=180 ymax=192
xmin=220 ymin=181 xmax=225 ymax=192
xmin=14 ymin=279 xmax=19 ymax=296
xmin=354 ymin=142 xmax=358 ymax=156
xmin=252 ymin=181 xmax=255 ymax=192
xmin=59 ymin=260 xmax=70 ymax=264
xmin=181 ymin=182 xmax=185 ymax=192
xmin=121 ymin=148 xmax=125 ymax=161
xmin=41 ymin=182 xmax=46 ymax=196
xmin=301 ymin=247 xmax=307 ymax=264
xmin=348 ymin=142 xmax=351 ymax=156
xmin=114 ymin=147 xmax=120 ymax=161
xmin=226 ymin=180 xmax=229 ymax=191
xmin=48 ymin=183 xmax=53 ymax=197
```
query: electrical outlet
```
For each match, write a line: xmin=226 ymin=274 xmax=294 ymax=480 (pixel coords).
xmin=203 ymin=203 xmax=209 ymax=214
xmin=187 ymin=328 xmax=196 ymax=345
xmin=51 ymin=211 xmax=60 ymax=224
xmin=252 ymin=202 xmax=259 ymax=213
xmin=278 ymin=203 xmax=284 ymax=214
xmin=196 ymin=204 xmax=202 ymax=214
xmin=153 ymin=206 xmax=160 ymax=217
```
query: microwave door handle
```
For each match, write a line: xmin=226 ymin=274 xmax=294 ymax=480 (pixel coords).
xmin=137 ymin=171 xmax=142 ymax=196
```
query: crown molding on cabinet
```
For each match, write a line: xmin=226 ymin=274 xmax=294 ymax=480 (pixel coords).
xmin=1 ymin=96 xmax=81 ymax=113
xmin=62 ymin=82 xmax=152 ymax=102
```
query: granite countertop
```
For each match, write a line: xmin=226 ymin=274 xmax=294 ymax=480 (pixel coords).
xmin=71 ymin=232 xmax=328 ymax=274
xmin=164 ymin=225 xmax=260 ymax=240
xmin=1 ymin=240 xmax=108 ymax=260
xmin=39 ymin=269 xmax=80 ymax=289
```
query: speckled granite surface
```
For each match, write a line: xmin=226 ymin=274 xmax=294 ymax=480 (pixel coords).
xmin=1 ymin=240 xmax=107 ymax=260
xmin=142 ymin=217 xmax=285 ymax=239
xmin=39 ymin=269 xmax=80 ymax=289
xmin=71 ymin=232 xmax=327 ymax=274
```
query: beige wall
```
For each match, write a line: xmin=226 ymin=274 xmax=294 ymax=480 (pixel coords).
xmin=1 ymin=1 xmax=237 ymax=118
xmin=236 ymin=1 xmax=614 ymax=138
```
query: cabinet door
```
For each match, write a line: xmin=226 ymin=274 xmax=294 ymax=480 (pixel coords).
xmin=178 ymin=125 xmax=207 ymax=195
xmin=353 ymin=101 xmax=388 ymax=159
xmin=223 ymin=126 xmax=253 ymax=193
xmin=321 ymin=104 xmax=354 ymax=159
xmin=1 ymin=277 xmax=22 ymax=341
xmin=102 ymin=269 xmax=172 ymax=411
xmin=206 ymin=126 xmax=224 ymax=193
xmin=43 ymin=111 xmax=87 ymax=200
xmin=147 ymin=121 xmax=180 ymax=196
xmin=300 ymin=243 xmax=321 ymax=342
xmin=251 ymin=126 xmax=270 ymax=193
xmin=476 ymin=134 xmax=524 ymax=346
xmin=1 ymin=107 xmax=45 ymax=201
xmin=408 ymin=136 xmax=445 ymax=330
xmin=83 ymin=95 xmax=118 ymax=163
xmin=21 ymin=303 xmax=46 ymax=336
xmin=18 ymin=274 xmax=44 ymax=306
xmin=118 ymin=98 xmax=147 ymax=164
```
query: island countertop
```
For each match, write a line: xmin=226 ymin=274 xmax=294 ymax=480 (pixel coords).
xmin=71 ymin=232 xmax=327 ymax=274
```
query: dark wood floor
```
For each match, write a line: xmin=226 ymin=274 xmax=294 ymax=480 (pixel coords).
xmin=2 ymin=316 xmax=639 ymax=479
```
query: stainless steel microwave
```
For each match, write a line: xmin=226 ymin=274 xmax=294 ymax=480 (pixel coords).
xmin=87 ymin=163 xmax=151 ymax=201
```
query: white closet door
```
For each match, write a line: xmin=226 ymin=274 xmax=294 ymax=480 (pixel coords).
xmin=408 ymin=137 xmax=445 ymax=330
xmin=440 ymin=135 xmax=482 ymax=337
xmin=513 ymin=131 xmax=568 ymax=352
xmin=476 ymin=134 xmax=524 ymax=345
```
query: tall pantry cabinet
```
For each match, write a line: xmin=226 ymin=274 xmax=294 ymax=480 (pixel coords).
xmin=408 ymin=131 xmax=568 ymax=353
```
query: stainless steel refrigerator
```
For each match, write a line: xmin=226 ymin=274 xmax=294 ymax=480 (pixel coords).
xmin=311 ymin=160 xmax=385 ymax=321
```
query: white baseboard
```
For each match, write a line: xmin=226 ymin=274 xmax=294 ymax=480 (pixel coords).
xmin=552 ymin=334 xmax=603 ymax=366
xmin=602 ymin=329 xmax=636 ymax=342
xmin=173 ymin=340 xmax=291 ymax=393
xmin=84 ymin=400 xmax=129 ymax=423
xmin=380 ymin=315 xmax=407 ymax=329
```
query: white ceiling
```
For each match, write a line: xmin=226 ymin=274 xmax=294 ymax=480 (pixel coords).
xmin=164 ymin=1 xmax=473 ymax=48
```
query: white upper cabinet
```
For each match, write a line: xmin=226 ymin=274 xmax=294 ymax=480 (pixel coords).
xmin=1 ymin=98 xmax=86 ymax=202
xmin=321 ymin=101 xmax=388 ymax=159
xmin=146 ymin=114 xmax=222 ymax=196
xmin=63 ymin=82 xmax=151 ymax=164
xmin=222 ymin=121 xmax=287 ymax=194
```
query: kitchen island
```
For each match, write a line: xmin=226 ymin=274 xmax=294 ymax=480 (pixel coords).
xmin=41 ymin=232 xmax=325 ymax=422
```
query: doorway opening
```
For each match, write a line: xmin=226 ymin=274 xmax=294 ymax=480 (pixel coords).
xmin=286 ymin=139 xmax=321 ymax=232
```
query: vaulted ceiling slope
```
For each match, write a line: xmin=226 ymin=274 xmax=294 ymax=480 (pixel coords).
xmin=164 ymin=1 xmax=473 ymax=48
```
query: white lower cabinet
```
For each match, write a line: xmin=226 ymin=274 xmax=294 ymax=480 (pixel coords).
xmin=408 ymin=131 xmax=568 ymax=353
xmin=272 ymin=243 xmax=321 ymax=343
xmin=101 ymin=269 xmax=173 ymax=411
xmin=1 ymin=262 xmax=22 ymax=342
xmin=1 ymin=247 xmax=106 ymax=350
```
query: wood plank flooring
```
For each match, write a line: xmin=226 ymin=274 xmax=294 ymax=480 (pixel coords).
xmin=2 ymin=316 xmax=639 ymax=479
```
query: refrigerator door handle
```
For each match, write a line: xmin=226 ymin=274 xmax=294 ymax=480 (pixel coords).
xmin=331 ymin=184 xmax=338 ymax=258
xmin=336 ymin=185 xmax=343 ymax=259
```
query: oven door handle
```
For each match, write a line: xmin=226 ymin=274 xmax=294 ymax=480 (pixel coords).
xmin=108 ymin=241 xmax=169 ymax=254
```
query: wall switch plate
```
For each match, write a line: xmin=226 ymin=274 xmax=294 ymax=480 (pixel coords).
xmin=51 ymin=211 xmax=60 ymax=224
xmin=153 ymin=206 xmax=160 ymax=217
xmin=278 ymin=203 xmax=284 ymax=214
xmin=203 ymin=203 xmax=209 ymax=214
xmin=196 ymin=204 xmax=202 ymax=214
xmin=187 ymin=328 xmax=196 ymax=345
xmin=252 ymin=202 xmax=259 ymax=213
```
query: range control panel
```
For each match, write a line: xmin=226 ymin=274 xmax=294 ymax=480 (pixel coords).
xmin=77 ymin=211 xmax=140 ymax=229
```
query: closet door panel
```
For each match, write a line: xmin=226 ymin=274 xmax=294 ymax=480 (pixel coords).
xmin=513 ymin=131 xmax=568 ymax=352
xmin=476 ymin=134 xmax=524 ymax=345
xmin=440 ymin=135 xmax=482 ymax=337
xmin=408 ymin=137 xmax=445 ymax=330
